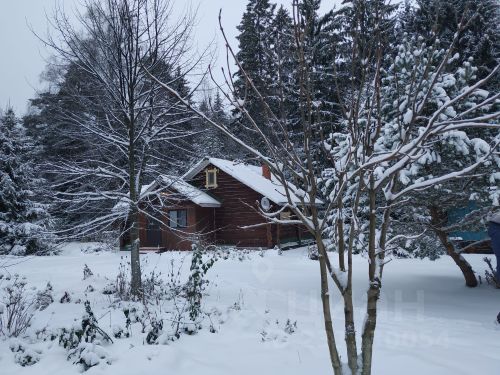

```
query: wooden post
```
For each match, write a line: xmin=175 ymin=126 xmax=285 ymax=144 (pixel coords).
xmin=266 ymin=221 xmax=273 ymax=248
xmin=276 ymin=223 xmax=281 ymax=248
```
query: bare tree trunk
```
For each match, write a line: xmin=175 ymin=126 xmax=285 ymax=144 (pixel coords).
xmin=129 ymin=121 xmax=142 ymax=297
xmin=317 ymin=237 xmax=344 ymax=375
xmin=360 ymin=181 xmax=380 ymax=375
xmin=343 ymin=288 xmax=358 ymax=374
xmin=361 ymin=283 xmax=381 ymax=375
xmin=430 ymin=207 xmax=478 ymax=288
xmin=129 ymin=206 xmax=142 ymax=297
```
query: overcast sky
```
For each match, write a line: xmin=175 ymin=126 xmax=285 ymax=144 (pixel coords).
xmin=0 ymin=0 xmax=335 ymax=114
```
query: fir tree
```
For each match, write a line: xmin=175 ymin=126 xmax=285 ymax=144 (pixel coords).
xmin=379 ymin=35 xmax=500 ymax=286
xmin=233 ymin=0 xmax=276 ymax=149
xmin=0 ymin=109 xmax=52 ymax=255
xmin=401 ymin=0 xmax=500 ymax=83
xmin=194 ymin=90 xmax=234 ymax=159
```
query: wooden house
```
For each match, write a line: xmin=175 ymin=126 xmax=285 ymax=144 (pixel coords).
xmin=119 ymin=158 xmax=313 ymax=251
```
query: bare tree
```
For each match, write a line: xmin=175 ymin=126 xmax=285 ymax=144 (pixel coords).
xmin=41 ymin=0 xmax=205 ymax=296
xmin=147 ymin=0 xmax=499 ymax=372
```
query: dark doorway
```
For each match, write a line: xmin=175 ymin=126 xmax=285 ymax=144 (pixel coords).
xmin=144 ymin=216 xmax=162 ymax=248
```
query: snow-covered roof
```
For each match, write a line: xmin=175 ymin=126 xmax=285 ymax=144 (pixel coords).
xmin=112 ymin=176 xmax=221 ymax=212
xmin=183 ymin=157 xmax=319 ymax=206
xmin=159 ymin=176 xmax=221 ymax=207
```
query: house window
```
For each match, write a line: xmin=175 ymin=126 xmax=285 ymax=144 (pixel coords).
xmin=169 ymin=210 xmax=187 ymax=228
xmin=205 ymin=167 xmax=218 ymax=188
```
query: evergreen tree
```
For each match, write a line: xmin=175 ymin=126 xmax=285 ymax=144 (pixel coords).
xmin=401 ymin=0 xmax=499 ymax=83
xmin=194 ymin=90 xmax=234 ymax=159
xmin=233 ymin=0 xmax=276 ymax=149
xmin=391 ymin=0 xmax=499 ymax=286
xmin=0 ymin=109 xmax=53 ymax=255
xmin=380 ymin=35 xmax=500 ymax=286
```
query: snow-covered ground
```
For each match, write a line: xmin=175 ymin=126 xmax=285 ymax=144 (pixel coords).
xmin=0 ymin=243 xmax=499 ymax=374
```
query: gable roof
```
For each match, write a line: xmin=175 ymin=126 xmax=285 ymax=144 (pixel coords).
xmin=182 ymin=157 xmax=315 ymax=206
xmin=159 ymin=176 xmax=221 ymax=207
xmin=112 ymin=176 xmax=221 ymax=212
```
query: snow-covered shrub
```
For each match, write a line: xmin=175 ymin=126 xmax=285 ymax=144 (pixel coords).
xmin=237 ymin=249 xmax=251 ymax=262
xmin=102 ymin=282 xmax=117 ymax=295
xmin=59 ymin=301 xmax=113 ymax=371
xmin=114 ymin=261 xmax=130 ymax=300
xmin=81 ymin=244 xmax=106 ymax=254
xmin=85 ymin=285 xmax=95 ymax=293
xmin=261 ymin=318 xmax=298 ymax=343
xmin=83 ymin=231 xmax=119 ymax=252
xmin=0 ymin=275 xmax=35 ymax=337
xmin=145 ymin=317 xmax=163 ymax=344
xmin=483 ymin=257 xmax=499 ymax=288
xmin=122 ymin=304 xmax=143 ymax=326
xmin=284 ymin=319 xmax=297 ymax=334
xmin=73 ymin=342 xmax=111 ymax=371
xmin=142 ymin=268 xmax=169 ymax=305
xmin=112 ymin=324 xmax=129 ymax=339
xmin=307 ymin=244 xmax=319 ymax=260
xmin=185 ymin=242 xmax=216 ymax=320
xmin=276 ymin=246 xmax=283 ymax=256
xmin=59 ymin=291 xmax=71 ymax=303
xmin=165 ymin=258 xmax=184 ymax=298
xmin=10 ymin=340 xmax=41 ymax=366
xmin=83 ymin=264 xmax=93 ymax=280
xmin=35 ymin=282 xmax=53 ymax=311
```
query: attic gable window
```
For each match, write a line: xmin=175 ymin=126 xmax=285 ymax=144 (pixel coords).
xmin=205 ymin=167 xmax=218 ymax=189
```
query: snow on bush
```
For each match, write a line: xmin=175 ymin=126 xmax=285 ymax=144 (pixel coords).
xmin=74 ymin=342 xmax=111 ymax=370
xmin=9 ymin=340 xmax=41 ymax=366
xmin=82 ymin=264 xmax=93 ymax=280
xmin=260 ymin=318 xmax=298 ymax=343
xmin=59 ymin=301 xmax=113 ymax=371
xmin=0 ymin=275 xmax=36 ymax=337
xmin=35 ymin=282 xmax=54 ymax=311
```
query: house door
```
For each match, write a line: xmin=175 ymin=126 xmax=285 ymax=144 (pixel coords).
xmin=144 ymin=216 xmax=162 ymax=248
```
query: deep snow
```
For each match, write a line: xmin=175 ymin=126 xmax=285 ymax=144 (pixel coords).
xmin=0 ymin=243 xmax=499 ymax=374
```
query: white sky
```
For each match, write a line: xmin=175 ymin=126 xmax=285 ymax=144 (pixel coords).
xmin=0 ymin=0 xmax=336 ymax=114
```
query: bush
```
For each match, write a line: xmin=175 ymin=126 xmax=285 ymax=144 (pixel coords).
xmin=307 ymin=245 xmax=319 ymax=260
xmin=59 ymin=291 xmax=71 ymax=303
xmin=0 ymin=275 xmax=35 ymax=337
xmin=73 ymin=342 xmax=110 ymax=370
xmin=35 ymin=282 xmax=53 ymax=311
xmin=185 ymin=242 xmax=216 ymax=321
xmin=83 ymin=264 xmax=93 ymax=280
xmin=112 ymin=324 xmax=129 ymax=339
xmin=102 ymin=282 xmax=117 ymax=295
xmin=59 ymin=301 xmax=113 ymax=371
xmin=10 ymin=340 xmax=41 ymax=366
xmin=145 ymin=317 xmax=163 ymax=344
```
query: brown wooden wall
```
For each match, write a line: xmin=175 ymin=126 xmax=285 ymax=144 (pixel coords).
xmin=189 ymin=165 xmax=303 ymax=248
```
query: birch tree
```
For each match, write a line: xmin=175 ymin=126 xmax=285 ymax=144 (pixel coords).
xmin=42 ymin=0 xmax=200 ymax=296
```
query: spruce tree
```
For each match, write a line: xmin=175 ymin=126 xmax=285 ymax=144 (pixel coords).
xmin=195 ymin=90 xmax=233 ymax=159
xmin=382 ymin=35 xmax=500 ymax=286
xmin=401 ymin=0 xmax=499 ymax=84
xmin=233 ymin=0 xmax=276 ymax=149
xmin=268 ymin=5 xmax=300 ymax=144
xmin=0 ymin=109 xmax=52 ymax=255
